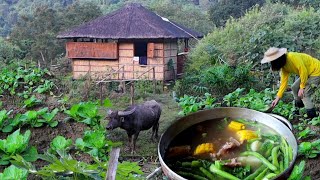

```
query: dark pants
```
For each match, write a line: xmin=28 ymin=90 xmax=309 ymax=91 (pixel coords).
xmin=292 ymin=76 xmax=320 ymax=109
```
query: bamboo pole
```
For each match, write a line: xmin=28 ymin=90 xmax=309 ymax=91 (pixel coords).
xmin=153 ymin=67 xmax=156 ymax=94
xmin=130 ymin=82 xmax=134 ymax=105
xmin=106 ymin=148 xmax=120 ymax=180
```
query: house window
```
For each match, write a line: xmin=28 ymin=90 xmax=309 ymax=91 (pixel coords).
xmin=134 ymin=42 xmax=147 ymax=65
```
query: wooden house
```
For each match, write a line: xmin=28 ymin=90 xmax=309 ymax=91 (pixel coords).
xmin=57 ymin=3 xmax=203 ymax=81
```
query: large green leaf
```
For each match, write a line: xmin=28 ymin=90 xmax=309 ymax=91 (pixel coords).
xmin=0 ymin=129 xmax=31 ymax=155
xmin=0 ymin=165 xmax=28 ymax=180
xmin=22 ymin=146 xmax=38 ymax=162
xmin=50 ymin=136 xmax=72 ymax=152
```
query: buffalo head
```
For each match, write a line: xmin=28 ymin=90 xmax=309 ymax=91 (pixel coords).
xmin=106 ymin=107 xmax=136 ymax=130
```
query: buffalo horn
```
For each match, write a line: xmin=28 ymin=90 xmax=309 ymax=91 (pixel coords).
xmin=118 ymin=107 xmax=136 ymax=116
xmin=107 ymin=109 xmax=113 ymax=115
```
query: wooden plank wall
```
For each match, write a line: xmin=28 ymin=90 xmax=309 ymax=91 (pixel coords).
xmin=71 ymin=41 xmax=177 ymax=81
xmin=164 ymin=42 xmax=178 ymax=81
xmin=66 ymin=42 xmax=118 ymax=59
xmin=118 ymin=43 xmax=164 ymax=80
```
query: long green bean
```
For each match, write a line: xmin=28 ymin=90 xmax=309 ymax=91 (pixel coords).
xmin=244 ymin=165 xmax=266 ymax=180
xmin=241 ymin=151 xmax=277 ymax=171
xmin=254 ymin=168 xmax=268 ymax=180
xmin=209 ymin=164 xmax=240 ymax=180
xmin=272 ymin=146 xmax=280 ymax=168
xmin=200 ymin=167 xmax=215 ymax=180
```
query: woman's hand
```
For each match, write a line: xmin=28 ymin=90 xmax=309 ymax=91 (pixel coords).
xmin=298 ymin=88 xmax=304 ymax=98
xmin=271 ymin=97 xmax=280 ymax=108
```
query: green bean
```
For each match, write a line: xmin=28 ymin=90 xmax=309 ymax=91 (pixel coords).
xmin=181 ymin=161 xmax=192 ymax=167
xmin=192 ymin=160 xmax=203 ymax=168
xmin=279 ymin=160 xmax=284 ymax=173
xmin=281 ymin=138 xmax=289 ymax=168
xmin=244 ymin=165 xmax=266 ymax=180
xmin=177 ymin=171 xmax=208 ymax=180
xmin=241 ymin=151 xmax=277 ymax=171
xmin=209 ymin=164 xmax=240 ymax=180
xmin=272 ymin=146 xmax=280 ymax=168
xmin=254 ymin=168 xmax=268 ymax=180
xmin=263 ymin=173 xmax=277 ymax=179
xmin=200 ymin=167 xmax=215 ymax=180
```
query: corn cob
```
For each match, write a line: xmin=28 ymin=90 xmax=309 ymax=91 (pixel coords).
xmin=194 ymin=143 xmax=215 ymax=155
xmin=228 ymin=121 xmax=245 ymax=131
xmin=236 ymin=130 xmax=258 ymax=142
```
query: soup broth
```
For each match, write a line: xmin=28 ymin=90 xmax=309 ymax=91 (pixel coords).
xmin=165 ymin=118 xmax=292 ymax=180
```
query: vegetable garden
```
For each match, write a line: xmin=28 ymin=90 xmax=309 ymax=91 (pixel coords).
xmin=1 ymin=1 xmax=320 ymax=180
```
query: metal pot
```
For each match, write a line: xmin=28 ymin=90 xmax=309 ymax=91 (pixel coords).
xmin=158 ymin=107 xmax=298 ymax=180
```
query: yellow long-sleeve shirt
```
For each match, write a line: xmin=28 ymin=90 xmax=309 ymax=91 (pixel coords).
xmin=277 ymin=52 xmax=320 ymax=98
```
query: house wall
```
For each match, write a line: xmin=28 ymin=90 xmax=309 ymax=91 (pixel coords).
xmin=163 ymin=42 xmax=178 ymax=80
xmin=71 ymin=40 xmax=178 ymax=81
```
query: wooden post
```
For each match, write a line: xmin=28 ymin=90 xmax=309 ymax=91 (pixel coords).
xmin=153 ymin=67 xmax=156 ymax=94
xmin=99 ymin=82 xmax=103 ymax=105
xmin=130 ymin=82 xmax=134 ymax=105
xmin=106 ymin=147 xmax=120 ymax=180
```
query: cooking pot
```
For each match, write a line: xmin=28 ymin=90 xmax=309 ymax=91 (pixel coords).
xmin=158 ymin=107 xmax=298 ymax=180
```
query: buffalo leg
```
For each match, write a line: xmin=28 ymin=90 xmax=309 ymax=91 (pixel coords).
xmin=151 ymin=120 xmax=160 ymax=141
xmin=127 ymin=133 xmax=133 ymax=152
xmin=132 ymin=132 xmax=140 ymax=154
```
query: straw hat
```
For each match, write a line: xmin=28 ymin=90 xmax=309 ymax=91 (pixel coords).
xmin=261 ymin=47 xmax=287 ymax=64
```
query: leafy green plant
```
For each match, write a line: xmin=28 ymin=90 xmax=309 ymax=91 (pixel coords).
xmin=65 ymin=101 xmax=102 ymax=128
xmin=223 ymin=88 xmax=295 ymax=119
xmin=309 ymin=116 xmax=320 ymax=126
xmin=298 ymin=127 xmax=316 ymax=140
xmin=288 ymin=160 xmax=310 ymax=180
xmin=178 ymin=93 xmax=219 ymax=115
xmin=34 ymin=80 xmax=54 ymax=93
xmin=113 ymin=161 xmax=144 ymax=180
xmin=0 ymin=110 xmax=12 ymax=130
xmin=39 ymin=108 xmax=59 ymax=127
xmin=49 ymin=136 xmax=72 ymax=154
xmin=0 ymin=129 xmax=38 ymax=165
xmin=0 ymin=66 xmax=51 ymax=98
xmin=23 ymin=95 xmax=42 ymax=108
xmin=37 ymin=151 xmax=101 ymax=179
xmin=76 ymin=129 xmax=119 ymax=160
xmin=298 ymin=139 xmax=320 ymax=158
xmin=0 ymin=165 xmax=28 ymax=180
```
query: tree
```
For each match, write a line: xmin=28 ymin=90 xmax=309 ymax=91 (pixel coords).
xmin=9 ymin=2 xmax=102 ymax=67
xmin=208 ymin=0 xmax=265 ymax=27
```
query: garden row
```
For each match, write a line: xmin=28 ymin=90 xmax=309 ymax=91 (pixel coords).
xmin=0 ymin=66 xmax=144 ymax=179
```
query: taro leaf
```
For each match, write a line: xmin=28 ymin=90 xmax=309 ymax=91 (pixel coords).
xmin=22 ymin=146 xmax=38 ymax=162
xmin=51 ymin=136 xmax=72 ymax=151
xmin=0 ymin=165 xmax=28 ymax=180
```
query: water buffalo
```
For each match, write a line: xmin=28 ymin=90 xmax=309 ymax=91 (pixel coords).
xmin=106 ymin=100 xmax=161 ymax=154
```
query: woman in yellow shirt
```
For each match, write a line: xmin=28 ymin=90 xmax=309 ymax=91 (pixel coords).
xmin=261 ymin=47 xmax=320 ymax=118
